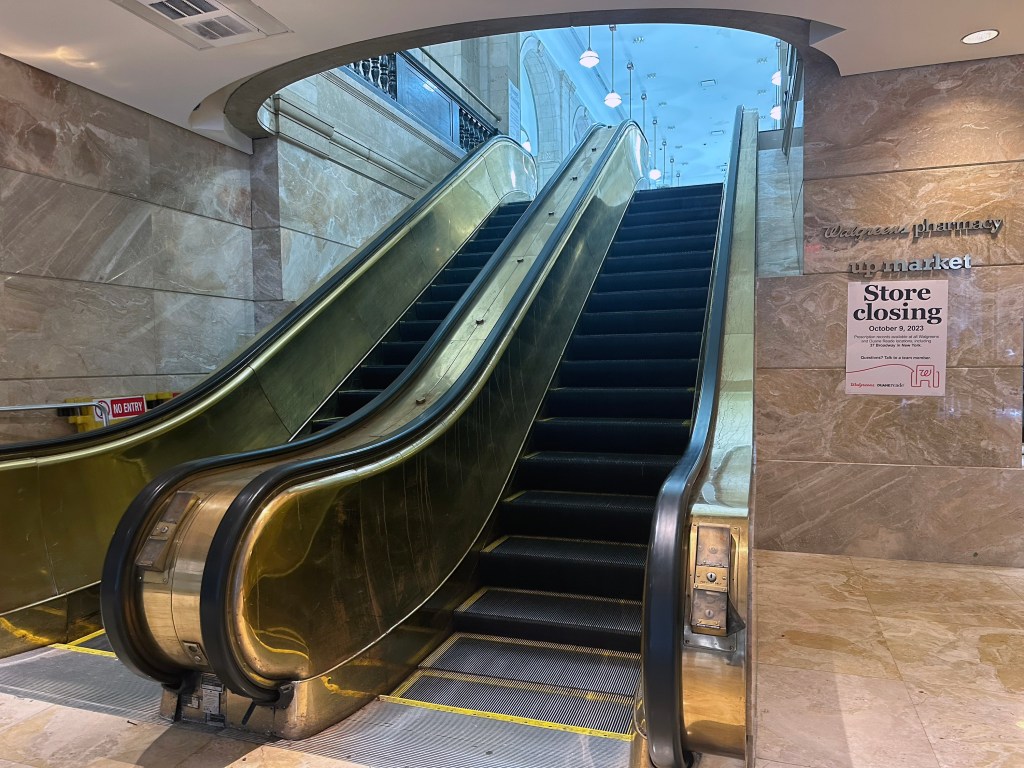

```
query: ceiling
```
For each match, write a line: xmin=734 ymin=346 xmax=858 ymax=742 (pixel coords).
xmin=0 ymin=0 xmax=1017 ymax=150
xmin=530 ymin=24 xmax=784 ymax=185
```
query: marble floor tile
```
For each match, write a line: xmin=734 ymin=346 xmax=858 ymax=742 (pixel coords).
xmin=756 ymin=550 xmax=855 ymax=572
xmin=0 ymin=693 xmax=52 ymax=733
xmin=698 ymin=755 xmax=745 ymax=768
xmin=997 ymin=573 xmax=1024 ymax=600
xmin=248 ymin=745 xmax=364 ymax=767
xmin=878 ymin=616 xmax=1024 ymax=695
xmin=758 ymin=614 xmax=900 ymax=680
xmin=757 ymin=664 xmax=940 ymax=768
xmin=853 ymin=559 xmax=1023 ymax=623
xmin=908 ymin=682 xmax=1024 ymax=768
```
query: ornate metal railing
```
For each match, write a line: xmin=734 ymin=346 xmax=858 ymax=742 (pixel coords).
xmin=345 ymin=52 xmax=498 ymax=152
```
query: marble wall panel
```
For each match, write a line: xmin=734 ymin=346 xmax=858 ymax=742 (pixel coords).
xmin=252 ymin=229 xmax=283 ymax=302
xmin=0 ymin=168 xmax=153 ymax=287
xmin=756 ymin=267 xmax=1024 ymax=369
xmin=150 ymin=208 xmax=253 ymax=300
xmin=0 ymin=55 xmax=149 ymax=199
xmin=755 ymin=460 xmax=1024 ymax=567
xmin=0 ymin=275 xmax=156 ymax=379
xmin=254 ymin=300 xmax=296 ymax=332
xmin=0 ymin=374 xmax=206 ymax=443
xmin=805 ymin=54 xmax=1024 ymax=179
xmin=280 ymin=229 xmax=357 ymax=302
xmin=0 ymin=168 xmax=253 ymax=299
xmin=154 ymin=292 xmax=254 ymax=375
xmin=148 ymin=117 xmax=251 ymax=227
xmin=250 ymin=139 xmax=281 ymax=230
xmin=755 ymin=367 xmax=1021 ymax=468
xmin=277 ymin=142 xmax=412 ymax=247
xmin=757 ymin=147 xmax=801 ymax=277
xmin=307 ymin=73 xmax=460 ymax=182
xmin=804 ymin=162 xmax=1024 ymax=273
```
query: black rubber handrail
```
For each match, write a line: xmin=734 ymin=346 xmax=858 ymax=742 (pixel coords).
xmin=642 ymin=106 xmax=745 ymax=768
xmin=198 ymin=122 xmax=641 ymax=702
xmin=0 ymin=135 xmax=522 ymax=460
xmin=101 ymin=125 xmax=608 ymax=688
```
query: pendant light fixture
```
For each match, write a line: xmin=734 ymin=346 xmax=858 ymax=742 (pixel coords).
xmin=604 ymin=25 xmax=622 ymax=108
xmin=579 ymin=26 xmax=599 ymax=68
xmin=649 ymin=117 xmax=662 ymax=181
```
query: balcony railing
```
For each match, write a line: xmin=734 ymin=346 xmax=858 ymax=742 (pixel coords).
xmin=344 ymin=52 xmax=499 ymax=153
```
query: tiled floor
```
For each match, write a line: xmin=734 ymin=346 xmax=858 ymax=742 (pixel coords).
xmin=0 ymin=550 xmax=1022 ymax=767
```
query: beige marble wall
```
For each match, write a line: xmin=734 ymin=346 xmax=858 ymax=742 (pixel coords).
xmin=0 ymin=53 xmax=256 ymax=442
xmin=755 ymin=52 xmax=1024 ymax=566
xmin=251 ymin=69 xmax=462 ymax=311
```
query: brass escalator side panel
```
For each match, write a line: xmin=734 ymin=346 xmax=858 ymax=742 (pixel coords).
xmin=143 ymin=125 xmax=647 ymax=737
xmin=0 ymin=138 xmax=537 ymax=646
xmin=676 ymin=109 xmax=758 ymax=760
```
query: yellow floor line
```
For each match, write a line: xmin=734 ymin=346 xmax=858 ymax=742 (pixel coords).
xmin=51 ymin=643 xmax=116 ymax=658
xmin=378 ymin=695 xmax=632 ymax=742
xmin=68 ymin=628 xmax=106 ymax=646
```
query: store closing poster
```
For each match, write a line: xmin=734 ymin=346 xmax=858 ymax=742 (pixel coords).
xmin=846 ymin=279 xmax=948 ymax=396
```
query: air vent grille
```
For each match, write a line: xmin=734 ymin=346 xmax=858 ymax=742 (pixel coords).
xmin=122 ymin=0 xmax=288 ymax=48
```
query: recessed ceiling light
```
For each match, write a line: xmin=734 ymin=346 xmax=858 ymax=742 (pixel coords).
xmin=658 ymin=101 xmax=668 ymax=107
xmin=667 ymin=125 xmax=676 ymax=130
xmin=711 ymin=129 xmax=725 ymax=136
xmin=757 ymin=89 xmax=767 ymax=95
xmin=674 ymin=145 xmax=682 ymax=149
xmin=633 ymin=36 xmax=645 ymax=43
xmin=647 ymin=73 xmax=657 ymax=79
xmin=961 ymin=29 xmax=999 ymax=44
xmin=757 ymin=57 xmax=769 ymax=64
xmin=700 ymin=79 xmax=716 ymax=87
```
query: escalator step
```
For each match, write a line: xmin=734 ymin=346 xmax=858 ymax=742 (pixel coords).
xmin=499 ymin=490 xmax=656 ymax=543
xmin=633 ymin=183 xmax=722 ymax=200
xmin=557 ymin=358 xmax=699 ymax=388
xmin=622 ymin=206 xmax=721 ymax=228
xmin=516 ymin=451 xmax=679 ymax=495
xmin=614 ymin=219 xmax=718 ymax=242
xmin=545 ymin=387 xmax=694 ymax=419
xmin=594 ymin=267 xmax=712 ymax=293
xmin=530 ymin=417 xmax=690 ymax=454
xmin=426 ymin=283 xmax=472 ymax=302
xmin=396 ymin=670 xmax=634 ymax=735
xmin=359 ymin=364 xmax=406 ymax=389
xmin=424 ymin=634 xmax=640 ymax=697
xmin=576 ymin=308 xmax=706 ymax=335
xmin=601 ymin=251 xmax=713 ymax=274
xmin=436 ymin=266 xmax=484 ymax=285
xmin=377 ymin=340 xmax=425 ymax=365
xmin=609 ymin=235 xmax=716 ymax=258
xmin=455 ymin=588 xmax=641 ymax=652
xmin=415 ymin=300 xmax=458 ymax=320
xmin=481 ymin=536 xmax=647 ymax=599
xmin=330 ymin=388 xmax=383 ymax=415
xmin=449 ymin=250 xmax=493 ymax=270
xmin=397 ymin=318 xmax=443 ymax=342
xmin=586 ymin=287 xmax=708 ymax=313
xmin=567 ymin=331 xmax=703 ymax=361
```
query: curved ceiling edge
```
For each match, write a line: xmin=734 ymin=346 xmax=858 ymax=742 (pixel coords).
xmin=221 ymin=9 xmax=820 ymax=138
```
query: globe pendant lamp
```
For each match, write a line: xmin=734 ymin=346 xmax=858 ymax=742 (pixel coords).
xmin=579 ymin=26 xmax=599 ymax=68
xmin=649 ymin=117 xmax=662 ymax=181
xmin=604 ymin=25 xmax=621 ymax=108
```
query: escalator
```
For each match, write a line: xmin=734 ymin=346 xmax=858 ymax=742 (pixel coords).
xmin=378 ymin=185 xmax=720 ymax=737
xmin=305 ymin=201 xmax=530 ymax=433
xmin=96 ymin=116 xmax=755 ymax=767
xmin=0 ymin=136 xmax=537 ymax=657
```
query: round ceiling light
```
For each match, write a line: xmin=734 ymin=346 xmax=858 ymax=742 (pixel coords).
xmin=604 ymin=91 xmax=622 ymax=108
xmin=961 ymin=29 xmax=999 ymax=44
xmin=649 ymin=168 xmax=662 ymax=181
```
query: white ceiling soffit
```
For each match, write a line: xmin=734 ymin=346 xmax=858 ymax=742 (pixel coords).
xmin=0 ymin=0 xmax=1019 ymax=147
xmin=109 ymin=0 xmax=290 ymax=49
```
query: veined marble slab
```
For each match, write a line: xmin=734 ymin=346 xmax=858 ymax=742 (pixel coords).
xmin=154 ymin=292 xmax=254 ymax=375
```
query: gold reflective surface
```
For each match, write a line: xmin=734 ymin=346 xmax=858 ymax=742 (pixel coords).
xmin=680 ymin=109 xmax=757 ymax=760
xmin=0 ymin=139 xmax=538 ymax=655
xmin=133 ymin=125 xmax=647 ymax=738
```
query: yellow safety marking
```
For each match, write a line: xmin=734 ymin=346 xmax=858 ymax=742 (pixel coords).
xmin=0 ymin=618 xmax=55 ymax=647
xmin=68 ymin=628 xmax=106 ymax=646
xmin=378 ymin=695 xmax=632 ymax=742
xmin=51 ymin=643 xmax=116 ymax=658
